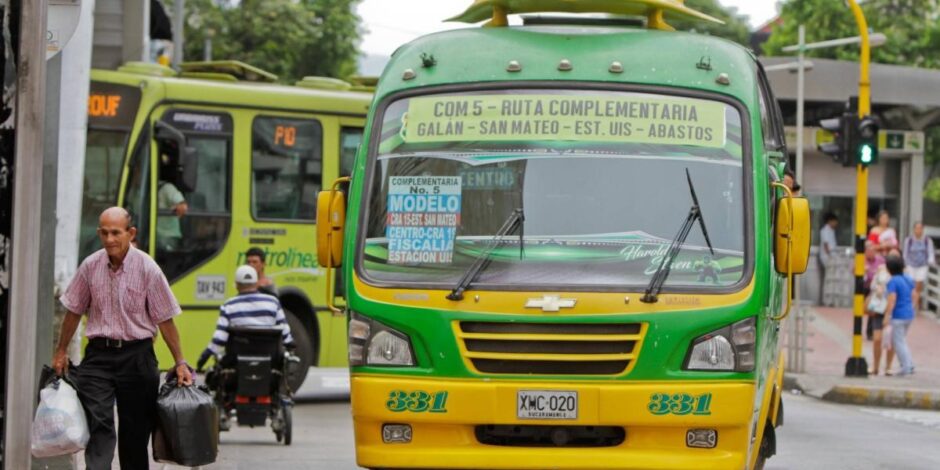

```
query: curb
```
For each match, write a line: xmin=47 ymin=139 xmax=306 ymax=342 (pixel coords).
xmin=782 ymin=373 xmax=805 ymax=394
xmin=821 ymin=385 xmax=940 ymax=411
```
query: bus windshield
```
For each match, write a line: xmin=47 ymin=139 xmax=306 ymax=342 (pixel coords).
xmin=80 ymin=81 xmax=142 ymax=259
xmin=361 ymin=88 xmax=748 ymax=291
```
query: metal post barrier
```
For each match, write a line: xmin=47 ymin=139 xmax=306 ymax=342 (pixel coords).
xmin=925 ymin=264 xmax=940 ymax=319
xmin=785 ymin=301 xmax=814 ymax=373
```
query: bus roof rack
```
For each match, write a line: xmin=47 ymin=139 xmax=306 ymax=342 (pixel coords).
xmin=294 ymin=76 xmax=353 ymax=91
xmin=178 ymin=71 xmax=239 ymax=82
xmin=447 ymin=0 xmax=723 ymax=31
xmin=348 ymin=76 xmax=379 ymax=92
xmin=117 ymin=61 xmax=177 ymax=77
xmin=179 ymin=60 xmax=278 ymax=83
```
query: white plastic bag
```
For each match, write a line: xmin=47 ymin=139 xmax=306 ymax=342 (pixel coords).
xmin=31 ymin=378 xmax=89 ymax=458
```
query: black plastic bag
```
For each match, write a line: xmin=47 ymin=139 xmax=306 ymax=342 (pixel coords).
xmin=152 ymin=377 xmax=218 ymax=466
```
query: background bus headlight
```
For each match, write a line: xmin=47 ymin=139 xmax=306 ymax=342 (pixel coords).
xmin=684 ymin=317 xmax=756 ymax=372
xmin=349 ymin=312 xmax=415 ymax=366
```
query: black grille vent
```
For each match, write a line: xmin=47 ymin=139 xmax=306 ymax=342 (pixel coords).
xmin=456 ymin=321 xmax=645 ymax=376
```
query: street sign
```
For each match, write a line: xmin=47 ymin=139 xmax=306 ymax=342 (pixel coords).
xmin=878 ymin=130 xmax=924 ymax=152
xmin=816 ymin=128 xmax=924 ymax=153
xmin=47 ymin=0 xmax=82 ymax=60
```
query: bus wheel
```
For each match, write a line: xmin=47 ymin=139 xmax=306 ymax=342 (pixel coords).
xmin=285 ymin=311 xmax=314 ymax=392
xmin=754 ymin=422 xmax=776 ymax=470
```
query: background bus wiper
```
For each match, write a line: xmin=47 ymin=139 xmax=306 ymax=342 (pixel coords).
xmin=447 ymin=208 xmax=525 ymax=301
xmin=641 ymin=169 xmax=715 ymax=303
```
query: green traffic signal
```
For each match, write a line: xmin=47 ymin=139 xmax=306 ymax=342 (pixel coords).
xmin=856 ymin=116 xmax=879 ymax=166
xmin=859 ymin=143 xmax=874 ymax=164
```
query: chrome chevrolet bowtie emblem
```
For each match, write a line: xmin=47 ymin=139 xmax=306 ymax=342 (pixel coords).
xmin=525 ymin=295 xmax=577 ymax=312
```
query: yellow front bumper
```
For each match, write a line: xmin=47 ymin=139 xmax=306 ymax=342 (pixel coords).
xmin=351 ymin=375 xmax=757 ymax=470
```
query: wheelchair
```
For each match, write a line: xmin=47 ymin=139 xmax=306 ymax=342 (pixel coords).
xmin=203 ymin=327 xmax=299 ymax=445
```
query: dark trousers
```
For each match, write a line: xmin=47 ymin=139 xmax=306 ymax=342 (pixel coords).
xmin=75 ymin=339 xmax=159 ymax=470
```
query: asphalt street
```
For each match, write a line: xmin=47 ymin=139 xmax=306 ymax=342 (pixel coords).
xmin=34 ymin=367 xmax=940 ymax=470
xmin=179 ymin=392 xmax=940 ymax=470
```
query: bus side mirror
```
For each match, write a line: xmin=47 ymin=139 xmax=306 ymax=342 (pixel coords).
xmin=774 ymin=197 xmax=811 ymax=275
xmin=154 ymin=121 xmax=198 ymax=192
xmin=316 ymin=189 xmax=346 ymax=268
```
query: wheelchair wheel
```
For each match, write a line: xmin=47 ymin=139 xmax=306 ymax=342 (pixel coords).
xmin=283 ymin=404 xmax=293 ymax=445
xmin=273 ymin=403 xmax=293 ymax=445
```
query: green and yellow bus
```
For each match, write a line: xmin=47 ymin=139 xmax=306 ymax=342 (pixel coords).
xmin=317 ymin=1 xmax=811 ymax=469
xmin=82 ymin=60 xmax=372 ymax=390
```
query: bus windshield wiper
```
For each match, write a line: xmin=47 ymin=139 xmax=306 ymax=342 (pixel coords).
xmin=641 ymin=169 xmax=715 ymax=303
xmin=447 ymin=208 xmax=525 ymax=301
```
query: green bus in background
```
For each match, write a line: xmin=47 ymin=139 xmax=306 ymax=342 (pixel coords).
xmin=82 ymin=61 xmax=372 ymax=390
xmin=317 ymin=1 xmax=811 ymax=469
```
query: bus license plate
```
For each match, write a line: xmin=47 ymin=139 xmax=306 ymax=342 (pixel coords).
xmin=517 ymin=390 xmax=578 ymax=420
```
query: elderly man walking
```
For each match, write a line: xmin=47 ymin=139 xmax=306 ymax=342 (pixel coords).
xmin=52 ymin=207 xmax=193 ymax=470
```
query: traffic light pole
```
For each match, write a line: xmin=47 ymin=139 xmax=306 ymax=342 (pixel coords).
xmin=845 ymin=0 xmax=870 ymax=377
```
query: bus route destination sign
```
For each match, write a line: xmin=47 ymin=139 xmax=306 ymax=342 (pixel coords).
xmin=386 ymin=176 xmax=462 ymax=264
xmin=403 ymin=94 xmax=726 ymax=148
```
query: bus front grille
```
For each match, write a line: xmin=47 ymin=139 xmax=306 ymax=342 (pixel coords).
xmin=455 ymin=321 xmax=646 ymax=376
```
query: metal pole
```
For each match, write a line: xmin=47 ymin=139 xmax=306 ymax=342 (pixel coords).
xmin=204 ymin=37 xmax=212 ymax=61
xmin=845 ymin=0 xmax=871 ymax=377
xmin=792 ymin=26 xmax=805 ymax=371
xmin=173 ymin=0 xmax=185 ymax=67
xmin=796 ymin=25 xmax=805 ymax=186
xmin=4 ymin=0 xmax=48 ymax=467
xmin=37 ymin=53 xmax=62 ymax=376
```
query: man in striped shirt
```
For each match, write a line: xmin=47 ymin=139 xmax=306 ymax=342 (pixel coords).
xmin=196 ymin=265 xmax=294 ymax=370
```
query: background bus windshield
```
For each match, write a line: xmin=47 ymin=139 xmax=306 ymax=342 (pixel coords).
xmin=362 ymin=89 xmax=747 ymax=290
xmin=80 ymin=81 xmax=142 ymax=259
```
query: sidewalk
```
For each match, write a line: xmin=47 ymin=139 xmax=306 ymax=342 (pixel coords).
xmin=785 ymin=306 xmax=940 ymax=410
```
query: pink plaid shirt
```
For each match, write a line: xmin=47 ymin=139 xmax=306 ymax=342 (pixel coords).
xmin=61 ymin=247 xmax=180 ymax=340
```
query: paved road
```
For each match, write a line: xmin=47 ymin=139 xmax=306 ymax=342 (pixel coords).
xmin=38 ymin=388 xmax=940 ymax=469
xmin=195 ymin=392 xmax=940 ymax=470
xmin=768 ymin=393 xmax=940 ymax=470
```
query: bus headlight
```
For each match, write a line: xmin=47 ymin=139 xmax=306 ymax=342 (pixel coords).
xmin=684 ymin=317 xmax=756 ymax=372
xmin=349 ymin=312 xmax=415 ymax=366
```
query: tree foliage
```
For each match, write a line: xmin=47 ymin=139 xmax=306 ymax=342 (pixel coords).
xmin=670 ymin=0 xmax=752 ymax=46
xmin=166 ymin=0 xmax=362 ymax=82
xmin=763 ymin=0 xmax=940 ymax=69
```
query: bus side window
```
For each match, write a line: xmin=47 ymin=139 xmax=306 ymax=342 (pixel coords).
xmin=154 ymin=110 xmax=233 ymax=282
xmin=756 ymin=63 xmax=787 ymax=153
xmin=251 ymin=117 xmax=323 ymax=221
xmin=340 ymin=127 xmax=363 ymax=177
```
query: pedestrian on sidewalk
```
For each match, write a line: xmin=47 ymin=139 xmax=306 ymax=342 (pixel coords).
xmin=53 ymin=207 xmax=194 ymax=469
xmin=869 ymin=210 xmax=898 ymax=256
xmin=819 ymin=213 xmax=839 ymax=305
xmin=866 ymin=243 xmax=890 ymax=374
xmin=903 ymin=221 xmax=934 ymax=311
xmin=884 ymin=255 xmax=916 ymax=376
xmin=864 ymin=241 xmax=885 ymax=340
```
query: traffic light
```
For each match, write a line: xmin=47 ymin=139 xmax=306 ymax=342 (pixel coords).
xmin=818 ymin=113 xmax=858 ymax=167
xmin=856 ymin=116 xmax=879 ymax=166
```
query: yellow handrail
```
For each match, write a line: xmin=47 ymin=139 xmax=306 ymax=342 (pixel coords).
xmin=325 ymin=176 xmax=351 ymax=315
xmin=771 ymin=182 xmax=794 ymax=321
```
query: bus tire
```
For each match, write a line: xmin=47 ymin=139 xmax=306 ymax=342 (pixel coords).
xmin=285 ymin=310 xmax=314 ymax=392
xmin=754 ymin=422 xmax=776 ymax=470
